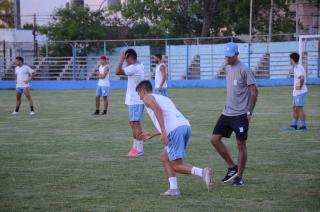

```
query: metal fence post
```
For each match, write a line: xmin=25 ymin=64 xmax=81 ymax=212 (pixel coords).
xmin=103 ymin=41 xmax=106 ymax=56
xmin=45 ymin=42 xmax=48 ymax=57
xmin=72 ymin=43 xmax=76 ymax=80
xmin=3 ymin=40 xmax=6 ymax=70
xmin=186 ymin=45 xmax=189 ymax=80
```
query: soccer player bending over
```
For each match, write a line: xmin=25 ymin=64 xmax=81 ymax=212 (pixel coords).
xmin=12 ymin=56 xmax=36 ymax=116
xmin=287 ymin=53 xmax=308 ymax=131
xmin=116 ymin=49 xmax=145 ymax=157
xmin=136 ymin=80 xmax=213 ymax=196
xmin=210 ymin=42 xmax=258 ymax=186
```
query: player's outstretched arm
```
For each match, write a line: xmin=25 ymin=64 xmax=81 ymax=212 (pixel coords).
xmin=115 ymin=52 xmax=126 ymax=75
xmin=140 ymin=131 xmax=161 ymax=141
xmin=143 ymin=94 xmax=168 ymax=145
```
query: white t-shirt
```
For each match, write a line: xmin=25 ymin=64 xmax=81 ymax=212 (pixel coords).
xmin=15 ymin=65 xmax=35 ymax=88
xmin=97 ymin=64 xmax=110 ymax=87
xmin=293 ymin=64 xmax=308 ymax=96
xmin=145 ymin=94 xmax=190 ymax=134
xmin=155 ymin=63 xmax=167 ymax=89
xmin=123 ymin=62 xmax=144 ymax=105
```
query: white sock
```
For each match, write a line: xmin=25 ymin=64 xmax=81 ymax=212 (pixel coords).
xmin=136 ymin=140 xmax=144 ymax=152
xmin=191 ymin=167 xmax=203 ymax=177
xmin=168 ymin=177 xmax=178 ymax=189
xmin=132 ymin=139 xmax=137 ymax=149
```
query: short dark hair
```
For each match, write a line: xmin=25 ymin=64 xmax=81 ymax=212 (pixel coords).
xmin=155 ymin=54 xmax=162 ymax=60
xmin=290 ymin=52 xmax=299 ymax=63
xmin=136 ymin=80 xmax=153 ymax=92
xmin=16 ymin=56 xmax=24 ymax=63
xmin=125 ymin=48 xmax=137 ymax=60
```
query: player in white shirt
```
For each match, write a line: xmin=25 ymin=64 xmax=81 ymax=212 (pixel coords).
xmin=288 ymin=53 xmax=308 ymax=130
xmin=116 ymin=49 xmax=145 ymax=157
xmin=12 ymin=57 xmax=36 ymax=116
xmin=154 ymin=54 xmax=168 ymax=96
xmin=92 ymin=55 xmax=110 ymax=115
xmin=136 ymin=80 xmax=213 ymax=196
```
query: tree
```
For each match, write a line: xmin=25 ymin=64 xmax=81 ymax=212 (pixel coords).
xmin=0 ymin=0 xmax=14 ymax=28
xmin=39 ymin=6 xmax=108 ymax=56
xmin=109 ymin=0 xmax=296 ymax=39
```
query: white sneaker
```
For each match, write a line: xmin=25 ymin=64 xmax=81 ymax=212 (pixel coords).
xmin=202 ymin=167 xmax=213 ymax=192
xmin=11 ymin=111 xmax=19 ymax=115
xmin=160 ymin=188 xmax=181 ymax=196
xmin=30 ymin=111 xmax=35 ymax=116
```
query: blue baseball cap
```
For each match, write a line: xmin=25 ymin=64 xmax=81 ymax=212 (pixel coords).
xmin=224 ymin=42 xmax=238 ymax=57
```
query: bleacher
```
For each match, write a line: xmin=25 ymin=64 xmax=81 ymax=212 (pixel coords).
xmin=0 ymin=40 xmax=318 ymax=81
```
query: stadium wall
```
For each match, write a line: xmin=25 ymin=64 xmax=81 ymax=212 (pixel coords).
xmin=0 ymin=79 xmax=320 ymax=90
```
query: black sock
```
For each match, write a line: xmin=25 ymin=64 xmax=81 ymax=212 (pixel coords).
xmin=102 ymin=110 xmax=107 ymax=114
xmin=96 ymin=110 xmax=99 ymax=113
xmin=15 ymin=106 xmax=20 ymax=112
xmin=30 ymin=106 xmax=34 ymax=112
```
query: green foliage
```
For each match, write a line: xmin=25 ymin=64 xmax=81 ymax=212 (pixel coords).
xmin=109 ymin=0 xmax=296 ymax=39
xmin=0 ymin=0 xmax=14 ymax=28
xmin=39 ymin=6 xmax=107 ymax=56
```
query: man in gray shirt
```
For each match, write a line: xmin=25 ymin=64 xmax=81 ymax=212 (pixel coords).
xmin=210 ymin=42 xmax=258 ymax=186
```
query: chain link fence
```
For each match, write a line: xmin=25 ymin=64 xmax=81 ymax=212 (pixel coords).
xmin=1 ymin=34 xmax=319 ymax=80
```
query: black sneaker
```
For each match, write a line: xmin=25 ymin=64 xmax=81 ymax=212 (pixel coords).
xmin=298 ymin=126 xmax=307 ymax=131
xmin=101 ymin=110 xmax=107 ymax=115
xmin=286 ymin=125 xmax=297 ymax=131
xmin=92 ymin=111 xmax=99 ymax=115
xmin=232 ymin=176 xmax=244 ymax=187
xmin=221 ymin=166 xmax=238 ymax=183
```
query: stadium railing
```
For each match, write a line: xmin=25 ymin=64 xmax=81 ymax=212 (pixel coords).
xmin=0 ymin=34 xmax=319 ymax=82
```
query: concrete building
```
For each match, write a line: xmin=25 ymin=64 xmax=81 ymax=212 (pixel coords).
xmin=289 ymin=0 xmax=320 ymax=34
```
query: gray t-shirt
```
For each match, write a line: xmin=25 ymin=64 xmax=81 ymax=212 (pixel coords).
xmin=222 ymin=61 xmax=256 ymax=116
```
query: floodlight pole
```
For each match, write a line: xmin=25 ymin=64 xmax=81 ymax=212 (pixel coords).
xmin=268 ymin=0 xmax=274 ymax=51
xmin=248 ymin=0 xmax=253 ymax=67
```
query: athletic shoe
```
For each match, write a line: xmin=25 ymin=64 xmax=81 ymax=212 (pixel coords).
xmin=92 ymin=111 xmax=99 ymax=115
xmin=232 ymin=176 xmax=244 ymax=187
xmin=286 ymin=125 xmax=297 ymax=131
xmin=127 ymin=148 xmax=137 ymax=156
xmin=30 ymin=111 xmax=35 ymax=116
xmin=298 ymin=126 xmax=307 ymax=131
xmin=222 ymin=166 xmax=238 ymax=183
xmin=127 ymin=149 xmax=144 ymax=157
xmin=101 ymin=110 xmax=107 ymax=115
xmin=11 ymin=111 xmax=19 ymax=115
xmin=160 ymin=189 xmax=181 ymax=196
xmin=202 ymin=167 xmax=213 ymax=192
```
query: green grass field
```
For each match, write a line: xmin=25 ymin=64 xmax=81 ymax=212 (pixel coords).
xmin=0 ymin=86 xmax=319 ymax=211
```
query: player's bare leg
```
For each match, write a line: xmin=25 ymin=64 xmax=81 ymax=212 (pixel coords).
xmin=128 ymin=121 xmax=144 ymax=156
xmin=161 ymin=149 xmax=212 ymax=195
xmin=12 ymin=92 xmax=22 ymax=115
xmin=24 ymin=88 xmax=35 ymax=115
xmin=102 ymin=96 xmax=108 ymax=115
xmin=289 ymin=106 xmax=299 ymax=130
xmin=297 ymin=106 xmax=307 ymax=130
xmin=210 ymin=134 xmax=236 ymax=168
xmin=236 ymin=140 xmax=247 ymax=178
xmin=211 ymin=134 xmax=238 ymax=183
xmin=95 ymin=96 xmax=100 ymax=111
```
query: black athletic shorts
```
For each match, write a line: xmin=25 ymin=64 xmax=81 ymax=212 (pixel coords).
xmin=212 ymin=114 xmax=249 ymax=140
